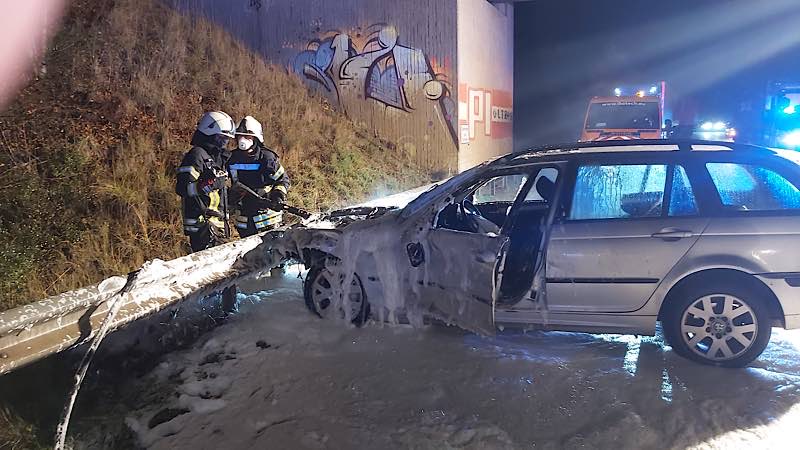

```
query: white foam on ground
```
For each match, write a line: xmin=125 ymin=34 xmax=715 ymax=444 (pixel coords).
xmin=118 ymin=276 xmax=800 ymax=450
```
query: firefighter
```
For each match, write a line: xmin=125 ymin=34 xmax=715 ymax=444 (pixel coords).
xmin=175 ymin=111 xmax=236 ymax=250
xmin=175 ymin=111 xmax=237 ymax=312
xmin=228 ymin=115 xmax=290 ymax=237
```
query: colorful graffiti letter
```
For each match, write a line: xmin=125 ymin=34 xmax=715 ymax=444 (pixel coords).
xmin=294 ymin=24 xmax=458 ymax=156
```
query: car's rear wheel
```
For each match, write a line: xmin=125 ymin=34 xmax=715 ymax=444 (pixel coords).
xmin=663 ymin=281 xmax=771 ymax=367
xmin=303 ymin=264 xmax=370 ymax=326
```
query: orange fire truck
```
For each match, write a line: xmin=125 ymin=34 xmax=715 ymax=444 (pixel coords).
xmin=580 ymin=83 xmax=665 ymax=142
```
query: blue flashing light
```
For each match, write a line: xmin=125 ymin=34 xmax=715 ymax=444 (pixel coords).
xmin=784 ymin=105 xmax=797 ymax=115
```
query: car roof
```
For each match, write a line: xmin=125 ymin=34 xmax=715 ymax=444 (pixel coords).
xmin=403 ymin=140 xmax=798 ymax=220
xmin=500 ymin=139 xmax=782 ymax=167
xmin=589 ymin=96 xmax=661 ymax=102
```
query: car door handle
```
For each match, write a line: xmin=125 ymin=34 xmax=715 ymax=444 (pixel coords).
xmin=651 ymin=228 xmax=693 ymax=240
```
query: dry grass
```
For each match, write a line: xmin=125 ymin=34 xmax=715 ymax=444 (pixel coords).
xmin=0 ymin=407 xmax=45 ymax=450
xmin=0 ymin=0 xmax=428 ymax=310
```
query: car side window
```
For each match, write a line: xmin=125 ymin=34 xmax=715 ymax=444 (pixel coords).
xmin=524 ymin=168 xmax=559 ymax=202
xmin=706 ymin=163 xmax=800 ymax=211
xmin=473 ymin=174 xmax=528 ymax=205
xmin=570 ymin=164 xmax=668 ymax=220
xmin=669 ymin=165 xmax=698 ymax=216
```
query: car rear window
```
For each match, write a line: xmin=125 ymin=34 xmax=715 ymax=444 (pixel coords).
xmin=706 ymin=163 xmax=800 ymax=211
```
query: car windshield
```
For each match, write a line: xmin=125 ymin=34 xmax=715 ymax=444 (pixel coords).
xmin=402 ymin=175 xmax=469 ymax=217
xmin=402 ymin=160 xmax=500 ymax=217
xmin=586 ymin=101 xmax=660 ymax=130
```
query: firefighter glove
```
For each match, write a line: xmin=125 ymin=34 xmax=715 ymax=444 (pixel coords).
xmin=268 ymin=189 xmax=286 ymax=205
xmin=254 ymin=197 xmax=275 ymax=211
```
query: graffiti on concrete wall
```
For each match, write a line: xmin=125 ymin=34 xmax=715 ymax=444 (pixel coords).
xmin=458 ymin=83 xmax=512 ymax=143
xmin=293 ymin=24 xmax=458 ymax=150
xmin=247 ymin=0 xmax=273 ymax=12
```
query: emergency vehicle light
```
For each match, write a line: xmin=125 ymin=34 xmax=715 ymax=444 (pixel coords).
xmin=701 ymin=121 xmax=727 ymax=131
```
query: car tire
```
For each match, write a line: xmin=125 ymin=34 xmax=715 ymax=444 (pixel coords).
xmin=662 ymin=280 xmax=772 ymax=368
xmin=303 ymin=264 xmax=370 ymax=326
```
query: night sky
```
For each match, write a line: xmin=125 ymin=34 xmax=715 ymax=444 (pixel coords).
xmin=514 ymin=0 xmax=800 ymax=148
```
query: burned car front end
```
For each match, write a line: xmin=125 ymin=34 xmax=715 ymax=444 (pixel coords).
xmin=271 ymin=159 xmax=508 ymax=333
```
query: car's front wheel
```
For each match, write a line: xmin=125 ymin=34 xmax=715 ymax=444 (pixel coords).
xmin=663 ymin=280 xmax=771 ymax=368
xmin=303 ymin=264 xmax=370 ymax=326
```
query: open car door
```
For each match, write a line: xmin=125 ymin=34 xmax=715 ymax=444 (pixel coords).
xmin=418 ymin=164 xmax=565 ymax=334
xmin=421 ymin=228 xmax=508 ymax=334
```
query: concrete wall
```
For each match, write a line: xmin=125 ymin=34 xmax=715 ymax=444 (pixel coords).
xmin=172 ymin=0 xmax=512 ymax=174
xmin=456 ymin=0 xmax=514 ymax=171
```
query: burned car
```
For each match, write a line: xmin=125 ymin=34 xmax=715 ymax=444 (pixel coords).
xmin=291 ymin=140 xmax=800 ymax=367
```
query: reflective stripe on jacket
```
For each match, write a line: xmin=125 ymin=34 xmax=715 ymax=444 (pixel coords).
xmin=228 ymin=145 xmax=290 ymax=219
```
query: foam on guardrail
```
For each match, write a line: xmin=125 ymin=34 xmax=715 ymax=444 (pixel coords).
xmin=0 ymin=233 xmax=273 ymax=375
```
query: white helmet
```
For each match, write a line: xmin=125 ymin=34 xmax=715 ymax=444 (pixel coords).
xmin=196 ymin=111 xmax=236 ymax=138
xmin=235 ymin=115 xmax=264 ymax=144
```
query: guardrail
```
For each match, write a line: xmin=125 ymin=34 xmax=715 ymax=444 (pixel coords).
xmin=0 ymin=234 xmax=275 ymax=376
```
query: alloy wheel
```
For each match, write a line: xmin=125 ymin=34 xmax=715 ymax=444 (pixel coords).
xmin=310 ymin=268 xmax=365 ymax=321
xmin=680 ymin=294 xmax=758 ymax=361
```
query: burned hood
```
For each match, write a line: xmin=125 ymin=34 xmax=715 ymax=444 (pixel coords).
xmin=297 ymin=184 xmax=437 ymax=229
xmin=305 ymin=206 xmax=401 ymax=229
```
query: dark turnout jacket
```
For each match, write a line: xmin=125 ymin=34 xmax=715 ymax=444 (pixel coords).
xmin=227 ymin=144 xmax=290 ymax=230
xmin=175 ymin=133 xmax=231 ymax=234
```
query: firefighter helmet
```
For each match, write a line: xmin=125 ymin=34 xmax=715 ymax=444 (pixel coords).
xmin=235 ymin=115 xmax=264 ymax=144
xmin=196 ymin=111 xmax=236 ymax=139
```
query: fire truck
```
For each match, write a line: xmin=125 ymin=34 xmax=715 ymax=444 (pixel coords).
xmin=763 ymin=81 xmax=800 ymax=149
xmin=580 ymin=82 xmax=665 ymax=142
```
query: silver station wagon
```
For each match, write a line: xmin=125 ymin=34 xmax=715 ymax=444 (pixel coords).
xmin=301 ymin=140 xmax=800 ymax=367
